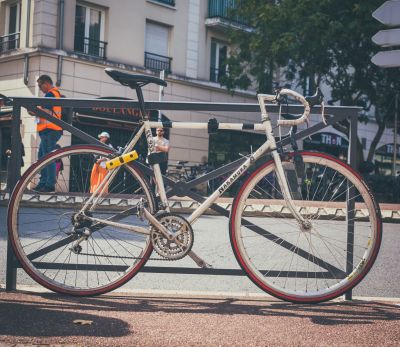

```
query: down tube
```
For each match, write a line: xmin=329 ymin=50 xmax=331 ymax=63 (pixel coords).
xmin=187 ymin=140 xmax=274 ymax=225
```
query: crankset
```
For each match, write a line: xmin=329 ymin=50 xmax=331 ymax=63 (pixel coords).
xmin=150 ymin=213 xmax=194 ymax=260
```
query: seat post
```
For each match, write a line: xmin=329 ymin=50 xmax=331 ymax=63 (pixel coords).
xmin=134 ymin=84 xmax=148 ymax=120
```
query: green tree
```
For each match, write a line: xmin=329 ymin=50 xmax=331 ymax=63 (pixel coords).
xmin=222 ymin=0 xmax=400 ymax=166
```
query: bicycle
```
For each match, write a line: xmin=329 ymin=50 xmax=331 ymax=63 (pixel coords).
xmin=7 ymin=68 xmax=382 ymax=303
xmin=167 ymin=161 xmax=197 ymax=182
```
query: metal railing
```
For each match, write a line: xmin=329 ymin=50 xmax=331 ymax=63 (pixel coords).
xmin=144 ymin=51 xmax=172 ymax=73
xmin=4 ymin=95 xmax=360 ymax=301
xmin=208 ymin=0 xmax=249 ymax=26
xmin=0 ymin=32 xmax=20 ymax=54
xmin=152 ymin=0 xmax=175 ymax=6
xmin=210 ymin=67 xmax=226 ymax=83
xmin=74 ymin=36 xmax=107 ymax=59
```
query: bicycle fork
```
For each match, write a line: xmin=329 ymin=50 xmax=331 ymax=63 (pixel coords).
xmin=259 ymin=98 xmax=309 ymax=228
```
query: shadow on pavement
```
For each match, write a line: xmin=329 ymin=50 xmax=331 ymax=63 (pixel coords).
xmin=0 ymin=291 xmax=130 ymax=338
xmin=1 ymin=289 xmax=399 ymax=339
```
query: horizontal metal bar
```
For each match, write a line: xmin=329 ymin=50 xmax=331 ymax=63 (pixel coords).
xmin=148 ymin=121 xmax=267 ymax=130
xmin=142 ymin=267 xmax=345 ymax=278
xmin=31 ymin=262 xmax=128 ymax=272
xmin=28 ymin=106 xmax=110 ymax=148
xmin=25 ymin=262 xmax=344 ymax=279
xmin=12 ymin=97 xmax=361 ymax=116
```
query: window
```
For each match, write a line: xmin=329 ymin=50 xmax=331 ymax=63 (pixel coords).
xmin=74 ymin=4 xmax=107 ymax=58
xmin=210 ymin=40 xmax=227 ymax=82
xmin=144 ymin=22 xmax=172 ymax=73
xmin=1 ymin=1 xmax=21 ymax=53
xmin=150 ymin=0 xmax=175 ymax=6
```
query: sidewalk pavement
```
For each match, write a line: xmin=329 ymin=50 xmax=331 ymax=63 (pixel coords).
xmin=0 ymin=288 xmax=399 ymax=347
xmin=1 ymin=192 xmax=400 ymax=223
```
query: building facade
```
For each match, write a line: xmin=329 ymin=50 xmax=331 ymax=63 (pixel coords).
xmin=0 ymin=0 xmax=399 ymax=183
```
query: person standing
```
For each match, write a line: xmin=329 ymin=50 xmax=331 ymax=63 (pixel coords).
xmin=90 ymin=131 xmax=113 ymax=193
xmin=153 ymin=127 xmax=170 ymax=175
xmin=33 ymin=75 xmax=63 ymax=192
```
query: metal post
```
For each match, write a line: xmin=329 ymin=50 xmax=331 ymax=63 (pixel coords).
xmin=6 ymin=105 xmax=22 ymax=291
xmin=0 ymin=127 xmax=3 ymax=189
xmin=158 ymin=70 xmax=165 ymax=122
xmin=345 ymin=113 xmax=358 ymax=301
xmin=393 ymin=93 xmax=398 ymax=177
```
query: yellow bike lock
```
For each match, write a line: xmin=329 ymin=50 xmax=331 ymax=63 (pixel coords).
xmin=105 ymin=150 xmax=138 ymax=170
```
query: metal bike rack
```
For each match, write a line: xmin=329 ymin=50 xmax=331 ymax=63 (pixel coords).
xmin=4 ymin=96 xmax=360 ymax=300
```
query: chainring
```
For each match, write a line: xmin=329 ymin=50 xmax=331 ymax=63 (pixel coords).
xmin=151 ymin=213 xmax=194 ymax=260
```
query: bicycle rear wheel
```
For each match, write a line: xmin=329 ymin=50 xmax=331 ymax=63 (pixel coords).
xmin=230 ymin=152 xmax=382 ymax=303
xmin=8 ymin=145 xmax=156 ymax=296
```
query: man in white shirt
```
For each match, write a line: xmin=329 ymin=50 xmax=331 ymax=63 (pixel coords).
xmin=153 ymin=127 xmax=170 ymax=175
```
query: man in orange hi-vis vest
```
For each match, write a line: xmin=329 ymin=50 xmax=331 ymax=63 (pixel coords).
xmin=33 ymin=75 xmax=63 ymax=193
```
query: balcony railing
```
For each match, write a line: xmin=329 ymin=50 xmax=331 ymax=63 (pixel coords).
xmin=210 ymin=67 xmax=226 ymax=83
xmin=74 ymin=36 xmax=107 ymax=59
xmin=208 ymin=0 xmax=249 ymax=27
xmin=152 ymin=0 xmax=175 ymax=6
xmin=144 ymin=52 xmax=172 ymax=74
xmin=0 ymin=32 xmax=20 ymax=54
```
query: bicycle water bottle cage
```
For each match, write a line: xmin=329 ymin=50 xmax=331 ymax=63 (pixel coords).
xmin=208 ymin=118 xmax=219 ymax=134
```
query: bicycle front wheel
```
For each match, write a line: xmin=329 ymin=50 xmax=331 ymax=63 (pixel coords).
xmin=230 ymin=152 xmax=382 ymax=303
xmin=8 ymin=145 xmax=156 ymax=296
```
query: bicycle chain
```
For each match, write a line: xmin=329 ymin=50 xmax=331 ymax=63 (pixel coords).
xmin=76 ymin=252 xmax=174 ymax=261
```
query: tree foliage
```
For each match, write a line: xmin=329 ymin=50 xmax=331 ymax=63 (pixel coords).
xmin=222 ymin=0 xmax=400 ymax=163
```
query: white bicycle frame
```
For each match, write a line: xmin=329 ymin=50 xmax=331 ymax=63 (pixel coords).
xmin=80 ymin=89 xmax=314 ymax=234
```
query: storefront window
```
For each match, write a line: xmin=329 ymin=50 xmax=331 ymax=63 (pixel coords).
xmin=374 ymin=143 xmax=400 ymax=176
xmin=303 ymin=132 xmax=348 ymax=161
xmin=208 ymin=130 xmax=265 ymax=196
xmin=209 ymin=130 xmax=265 ymax=167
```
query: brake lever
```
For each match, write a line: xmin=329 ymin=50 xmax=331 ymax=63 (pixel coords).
xmin=305 ymin=88 xmax=326 ymax=125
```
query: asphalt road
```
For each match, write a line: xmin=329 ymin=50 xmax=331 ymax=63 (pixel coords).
xmin=1 ymin=207 xmax=399 ymax=299
xmin=1 ymin=290 xmax=399 ymax=347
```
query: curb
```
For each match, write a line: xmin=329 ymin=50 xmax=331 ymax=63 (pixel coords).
xmin=2 ymin=284 xmax=400 ymax=304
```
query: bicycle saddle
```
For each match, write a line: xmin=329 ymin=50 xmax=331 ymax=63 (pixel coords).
xmin=105 ymin=68 xmax=167 ymax=88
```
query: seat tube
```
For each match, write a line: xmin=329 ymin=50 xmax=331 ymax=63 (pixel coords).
xmin=135 ymin=85 xmax=170 ymax=212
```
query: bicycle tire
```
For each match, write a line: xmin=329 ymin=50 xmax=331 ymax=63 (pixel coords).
xmin=8 ymin=145 xmax=156 ymax=296
xmin=229 ymin=151 xmax=382 ymax=303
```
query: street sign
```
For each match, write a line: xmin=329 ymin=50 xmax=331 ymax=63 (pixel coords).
xmin=372 ymin=0 xmax=400 ymax=26
xmin=372 ymin=28 xmax=400 ymax=46
xmin=371 ymin=49 xmax=400 ymax=67
xmin=372 ymin=1 xmax=400 ymax=67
